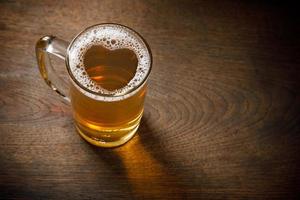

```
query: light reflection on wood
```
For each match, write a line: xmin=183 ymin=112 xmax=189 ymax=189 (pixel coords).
xmin=115 ymin=134 xmax=183 ymax=199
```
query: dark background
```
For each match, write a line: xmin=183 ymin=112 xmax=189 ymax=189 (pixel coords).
xmin=0 ymin=0 xmax=300 ymax=199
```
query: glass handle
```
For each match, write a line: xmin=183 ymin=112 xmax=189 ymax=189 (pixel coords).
xmin=35 ymin=36 xmax=70 ymax=102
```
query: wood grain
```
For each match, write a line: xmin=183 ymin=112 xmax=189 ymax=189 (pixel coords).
xmin=1 ymin=0 xmax=300 ymax=199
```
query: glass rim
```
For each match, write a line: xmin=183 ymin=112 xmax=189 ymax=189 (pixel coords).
xmin=65 ymin=23 xmax=152 ymax=98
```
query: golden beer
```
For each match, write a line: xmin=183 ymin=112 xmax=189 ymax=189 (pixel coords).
xmin=71 ymin=84 xmax=146 ymax=147
xmin=36 ymin=23 xmax=151 ymax=147
xmin=67 ymin=24 xmax=151 ymax=147
xmin=70 ymin=45 xmax=147 ymax=147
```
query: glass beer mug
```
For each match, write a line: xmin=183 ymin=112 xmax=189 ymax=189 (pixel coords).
xmin=35 ymin=24 xmax=152 ymax=148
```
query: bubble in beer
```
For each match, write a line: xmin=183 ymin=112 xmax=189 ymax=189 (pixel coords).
xmin=68 ymin=24 xmax=151 ymax=101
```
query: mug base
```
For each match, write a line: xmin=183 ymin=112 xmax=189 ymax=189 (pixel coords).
xmin=75 ymin=122 xmax=139 ymax=148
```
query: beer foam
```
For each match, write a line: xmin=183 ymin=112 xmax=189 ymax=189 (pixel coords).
xmin=68 ymin=24 xmax=151 ymax=101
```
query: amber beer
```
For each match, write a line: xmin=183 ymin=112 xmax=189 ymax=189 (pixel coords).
xmin=67 ymin=24 xmax=151 ymax=147
xmin=70 ymin=46 xmax=147 ymax=147
xmin=36 ymin=24 xmax=151 ymax=147
xmin=70 ymin=84 xmax=146 ymax=147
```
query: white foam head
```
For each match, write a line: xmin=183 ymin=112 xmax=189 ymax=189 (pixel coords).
xmin=67 ymin=24 xmax=151 ymax=101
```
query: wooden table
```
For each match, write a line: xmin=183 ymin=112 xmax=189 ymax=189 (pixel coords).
xmin=1 ymin=1 xmax=299 ymax=199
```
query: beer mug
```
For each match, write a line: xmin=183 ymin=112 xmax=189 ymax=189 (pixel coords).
xmin=35 ymin=24 xmax=152 ymax=147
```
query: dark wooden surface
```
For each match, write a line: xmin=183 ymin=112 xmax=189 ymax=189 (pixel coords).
xmin=1 ymin=0 xmax=300 ymax=199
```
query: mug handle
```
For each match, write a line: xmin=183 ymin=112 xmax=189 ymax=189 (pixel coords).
xmin=35 ymin=36 xmax=70 ymax=102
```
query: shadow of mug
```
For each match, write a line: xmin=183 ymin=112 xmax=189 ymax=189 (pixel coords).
xmin=87 ymin=117 xmax=187 ymax=199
